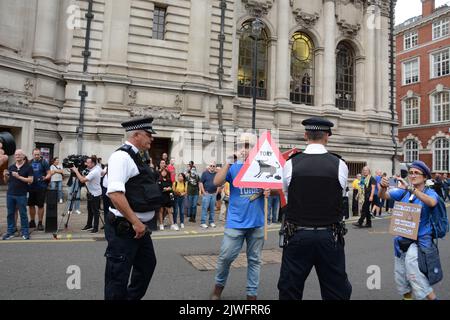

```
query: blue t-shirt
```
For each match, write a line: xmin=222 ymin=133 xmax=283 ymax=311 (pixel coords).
xmin=201 ymin=170 xmax=217 ymax=194
xmin=29 ymin=159 xmax=50 ymax=190
xmin=374 ymin=175 xmax=382 ymax=194
xmin=7 ymin=163 xmax=33 ymax=196
xmin=389 ymin=187 xmax=439 ymax=257
xmin=225 ymin=162 xmax=265 ymax=229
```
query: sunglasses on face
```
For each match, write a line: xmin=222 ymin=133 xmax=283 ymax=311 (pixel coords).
xmin=408 ymin=171 xmax=424 ymax=176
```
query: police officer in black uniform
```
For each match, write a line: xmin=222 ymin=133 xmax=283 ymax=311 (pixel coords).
xmin=104 ymin=117 xmax=161 ymax=300
xmin=278 ymin=117 xmax=352 ymax=300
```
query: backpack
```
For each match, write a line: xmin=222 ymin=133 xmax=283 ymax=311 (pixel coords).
xmin=429 ymin=194 xmax=449 ymax=239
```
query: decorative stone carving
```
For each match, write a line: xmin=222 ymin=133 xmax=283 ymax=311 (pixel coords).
xmin=242 ymin=0 xmax=273 ymax=18
xmin=174 ymin=95 xmax=183 ymax=109
xmin=293 ymin=9 xmax=319 ymax=28
xmin=24 ymin=78 xmax=35 ymax=96
xmin=337 ymin=19 xmax=361 ymax=38
xmin=128 ymin=89 xmax=137 ymax=105
xmin=0 ymin=90 xmax=29 ymax=108
xmin=339 ymin=0 xmax=364 ymax=9
xmin=131 ymin=106 xmax=181 ymax=120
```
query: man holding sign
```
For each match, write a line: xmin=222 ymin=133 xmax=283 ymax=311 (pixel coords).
xmin=210 ymin=133 xmax=270 ymax=300
xmin=379 ymin=160 xmax=440 ymax=300
xmin=277 ymin=117 xmax=351 ymax=300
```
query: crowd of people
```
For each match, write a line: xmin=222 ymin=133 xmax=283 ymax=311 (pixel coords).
xmin=0 ymin=147 xmax=283 ymax=240
xmin=350 ymin=167 xmax=449 ymax=229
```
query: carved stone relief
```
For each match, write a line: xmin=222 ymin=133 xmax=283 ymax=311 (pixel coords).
xmin=242 ymin=0 xmax=273 ymax=17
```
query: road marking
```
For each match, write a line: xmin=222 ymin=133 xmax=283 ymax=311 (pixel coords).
xmin=0 ymin=239 xmax=96 ymax=244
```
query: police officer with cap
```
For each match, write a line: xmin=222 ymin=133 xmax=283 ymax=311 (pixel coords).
xmin=278 ymin=117 xmax=352 ymax=300
xmin=104 ymin=117 xmax=161 ymax=300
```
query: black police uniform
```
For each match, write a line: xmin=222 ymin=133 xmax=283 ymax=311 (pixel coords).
xmin=277 ymin=117 xmax=352 ymax=300
xmin=104 ymin=117 xmax=162 ymax=300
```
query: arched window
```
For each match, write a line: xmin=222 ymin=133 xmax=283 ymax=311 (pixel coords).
xmin=290 ymin=32 xmax=314 ymax=105
xmin=404 ymin=97 xmax=419 ymax=125
xmin=433 ymin=138 xmax=449 ymax=171
xmin=404 ymin=140 xmax=419 ymax=163
xmin=336 ymin=42 xmax=355 ymax=111
xmin=237 ymin=21 xmax=269 ymax=100
xmin=431 ymin=91 xmax=450 ymax=122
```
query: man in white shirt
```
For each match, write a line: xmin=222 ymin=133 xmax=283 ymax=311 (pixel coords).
xmin=104 ymin=117 xmax=161 ymax=300
xmin=71 ymin=156 xmax=102 ymax=233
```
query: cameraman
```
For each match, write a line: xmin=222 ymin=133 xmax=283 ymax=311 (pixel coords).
xmin=71 ymin=155 xmax=102 ymax=233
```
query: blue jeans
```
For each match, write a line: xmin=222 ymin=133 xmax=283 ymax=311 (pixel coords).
xmin=215 ymin=227 xmax=265 ymax=296
xmin=173 ymin=196 xmax=185 ymax=224
xmin=201 ymin=193 xmax=216 ymax=224
xmin=7 ymin=194 xmax=29 ymax=236
xmin=268 ymin=195 xmax=280 ymax=223
xmin=68 ymin=181 xmax=81 ymax=211
xmin=187 ymin=195 xmax=199 ymax=218
xmin=50 ymin=181 xmax=63 ymax=201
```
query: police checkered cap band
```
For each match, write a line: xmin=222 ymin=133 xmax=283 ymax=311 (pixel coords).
xmin=124 ymin=123 xmax=153 ymax=132
xmin=304 ymin=125 xmax=331 ymax=131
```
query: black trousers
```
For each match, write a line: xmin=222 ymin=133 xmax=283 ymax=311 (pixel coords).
xmin=278 ymin=230 xmax=352 ymax=300
xmin=352 ymin=190 xmax=359 ymax=216
xmin=104 ymin=218 xmax=157 ymax=300
xmin=87 ymin=195 xmax=101 ymax=229
xmin=358 ymin=199 xmax=372 ymax=226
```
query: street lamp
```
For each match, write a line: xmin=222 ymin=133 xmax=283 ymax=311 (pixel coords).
xmin=251 ymin=18 xmax=264 ymax=130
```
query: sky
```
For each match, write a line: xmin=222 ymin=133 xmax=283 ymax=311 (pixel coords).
xmin=396 ymin=0 xmax=449 ymax=25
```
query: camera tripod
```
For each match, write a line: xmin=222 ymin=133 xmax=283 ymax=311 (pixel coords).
xmin=53 ymin=177 xmax=105 ymax=239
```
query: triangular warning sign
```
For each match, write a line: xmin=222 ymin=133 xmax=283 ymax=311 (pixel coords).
xmin=233 ymin=131 xmax=286 ymax=189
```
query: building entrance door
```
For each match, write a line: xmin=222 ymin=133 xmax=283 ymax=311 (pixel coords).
xmin=149 ymin=138 xmax=171 ymax=167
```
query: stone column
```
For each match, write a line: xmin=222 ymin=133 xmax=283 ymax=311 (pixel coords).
xmin=364 ymin=3 xmax=376 ymax=113
xmin=32 ymin=0 xmax=60 ymax=62
xmin=322 ymin=0 xmax=337 ymax=108
xmin=186 ymin=0 xmax=211 ymax=82
xmin=101 ymin=0 xmax=131 ymax=71
xmin=55 ymin=0 xmax=75 ymax=65
xmin=314 ymin=48 xmax=324 ymax=108
xmin=380 ymin=13 xmax=391 ymax=115
xmin=275 ymin=0 xmax=290 ymax=103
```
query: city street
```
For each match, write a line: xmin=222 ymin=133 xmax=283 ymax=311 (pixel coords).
xmin=1 ymin=214 xmax=449 ymax=300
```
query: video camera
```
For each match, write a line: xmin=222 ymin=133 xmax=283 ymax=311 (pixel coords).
xmin=0 ymin=132 xmax=16 ymax=156
xmin=63 ymin=155 xmax=89 ymax=171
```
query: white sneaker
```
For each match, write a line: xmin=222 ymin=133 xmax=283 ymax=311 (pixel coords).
xmin=75 ymin=210 xmax=81 ymax=215
xmin=59 ymin=199 xmax=63 ymax=204
xmin=210 ymin=223 xmax=217 ymax=228
xmin=180 ymin=223 xmax=185 ymax=229
xmin=170 ymin=224 xmax=180 ymax=231
xmin=159 ymin=224 xmax=164 ymax=231
xmin=200 ymin=224 xmax=208 ymax=229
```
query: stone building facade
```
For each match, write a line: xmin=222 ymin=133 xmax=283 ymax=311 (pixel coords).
xmin=395 ymin=0 xmax=450 ymax=174
xmin=0 ymin=0 xmax=397 ymax=176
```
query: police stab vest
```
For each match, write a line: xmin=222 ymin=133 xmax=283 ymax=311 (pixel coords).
xmin=286 ymin=152 xmax=343 ymax=227
xmin=110 ymin=145 xmax=162 ymax=212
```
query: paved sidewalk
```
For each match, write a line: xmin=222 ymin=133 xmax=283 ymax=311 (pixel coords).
xmin=0 ymin=190 xmax=284 ymax=240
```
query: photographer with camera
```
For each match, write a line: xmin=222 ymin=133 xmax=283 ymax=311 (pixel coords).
xmin=28 ymin=148 xmax=51 ymax=231
xmin=70 ymin=155 xmax=102 ymax=233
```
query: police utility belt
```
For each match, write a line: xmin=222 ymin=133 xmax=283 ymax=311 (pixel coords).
xmin=107 ymin=212 xmax=151 ymax=238
xmin=279 ymin=221 xmax=348 ymax=248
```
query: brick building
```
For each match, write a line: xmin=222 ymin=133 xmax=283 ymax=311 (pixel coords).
xmin=395 ymin=0 xmax=450 ymax=174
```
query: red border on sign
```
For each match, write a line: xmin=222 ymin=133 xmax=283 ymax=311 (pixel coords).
xmin=233 ymin=131 xmax=286 ymax=189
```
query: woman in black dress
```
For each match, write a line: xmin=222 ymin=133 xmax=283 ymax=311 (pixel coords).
xmin=158 ymin=168 xmax=178 ymax=231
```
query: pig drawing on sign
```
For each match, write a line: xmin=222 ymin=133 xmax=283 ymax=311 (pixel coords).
xmin=254 ymin=160 xmax=281 ymax=179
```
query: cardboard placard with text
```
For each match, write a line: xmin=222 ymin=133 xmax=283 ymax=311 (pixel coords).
xmin=389 ymin=202 xmax=422 ymax=240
